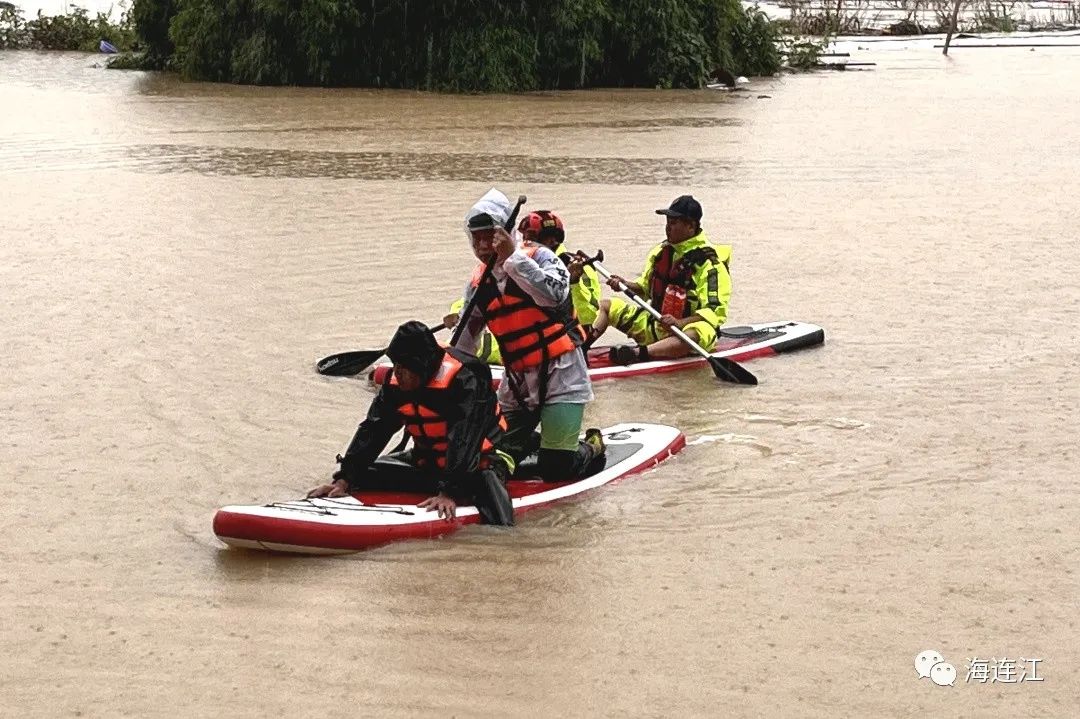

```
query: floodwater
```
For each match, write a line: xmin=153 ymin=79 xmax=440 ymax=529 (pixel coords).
xmin=2 ymin=44 xmax=1078 ymax=717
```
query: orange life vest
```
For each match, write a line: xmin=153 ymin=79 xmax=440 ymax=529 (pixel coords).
xmin=389 ymin=352 xmax=506 ymax=470
xmin=648 ymin=244 xmax=723 ymax=319
xmin=469 ymin=246 xmax=582 ymax=372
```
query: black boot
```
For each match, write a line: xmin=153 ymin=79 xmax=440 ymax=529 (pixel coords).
xmin=474 ymin=465 xmax=514 ymax=526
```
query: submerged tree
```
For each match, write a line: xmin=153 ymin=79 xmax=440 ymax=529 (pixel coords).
xmin=130 ymin=0 xmax=782 ymax=89
xmin=1 ymin=4 xmax=137 ymax=51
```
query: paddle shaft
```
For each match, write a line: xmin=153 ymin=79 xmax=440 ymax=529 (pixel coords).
xmin=590 ymin=259 xmax=716 ymax=362
xmin=448 ymin=194 xmax=527 ymax=347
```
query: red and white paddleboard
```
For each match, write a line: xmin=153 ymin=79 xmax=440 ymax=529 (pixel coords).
xmin=370 ymin=320 xmax=824 ymax=386
xmin=213 ymin=423 xmax=685 ymax=555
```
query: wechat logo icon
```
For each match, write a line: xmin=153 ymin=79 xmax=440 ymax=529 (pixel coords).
xmin=915 ymin=650 xmax=955 ymax=687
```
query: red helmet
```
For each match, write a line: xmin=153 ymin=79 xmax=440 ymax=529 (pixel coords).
xmin=518 ymin=210 xmax=565 ymax=244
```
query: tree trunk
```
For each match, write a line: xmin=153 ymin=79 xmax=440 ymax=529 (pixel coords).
xmin=580 ymin=39 xmax=587 ymax=88
xmin=943 ymin=0 xmax=964 ymax=55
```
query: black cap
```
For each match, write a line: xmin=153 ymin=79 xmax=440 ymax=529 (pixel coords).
xmin=386 ymin=321 xmax=445 ymax=381
xmin=467 ymin=212 xmax=497 ymax=232
xmin=655 ymin=195 xmax=702 ymax=223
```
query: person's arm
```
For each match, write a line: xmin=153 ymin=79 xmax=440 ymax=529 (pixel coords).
xmin=308 ymin=388 xmax=403 ymax=498
xmin=502 ymin=245 xmax=570 ymax=308
xmin=440 ymin=362 xmax=497 ymax=487
xmin=572 ymin=265 xmax=602 ymax=327
xmin=335 ymin=388 xmax=405 ymax=486
xmin=605 ymin=274 xmax=644 ymax=295
xmin=443 ymin=297 xmax=465 ymax=330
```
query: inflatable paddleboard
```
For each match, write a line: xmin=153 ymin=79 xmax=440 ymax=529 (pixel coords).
xmin=371 ymin=320 xmax=824 ymax=386
xmin=214 ymin=422 xmax=685 ymax=554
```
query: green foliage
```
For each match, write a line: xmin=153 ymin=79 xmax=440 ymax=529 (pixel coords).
xmin=533 ymin=0 xmax=610 ymax=89
xmin=0 ymin=5 xmax=25 ymax=49
xmin=440 ymin=24 xmax=539 ymax=93
xmin=716 ymin=4 xmax=782 ymax=78
xmin=130 ymin=0 xmax=175 ymax=66
xmin=0 ymin=4 xmax=136 ymax=52
xmin=596 ymin=0 xmax=706 ymax=88
xmin=106 ymin=50 xmax=157 ymax=69
xmin=131 ymin=0 xmax=785 ymax=90
xmin=974 ymin=13 xmax=1018 ymax=33
xmin=782 ymin=36 xmax=829 ymax=71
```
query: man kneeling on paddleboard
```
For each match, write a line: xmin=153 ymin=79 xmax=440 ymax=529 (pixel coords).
xmin=453 ymin=190 xmax=606 ymax=482
xmin=307 ymin=321 xmax=516 ymax=525
xmin=591 ymin=195 xmax=731 ymax=365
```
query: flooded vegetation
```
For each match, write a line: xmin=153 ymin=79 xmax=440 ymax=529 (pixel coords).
xmin=0 ymin=3 xmax=134 ymax=51
xmin=121 ymin=0 xmax=782 ymax=90
xmin=772 ymin=0 xmax=1080 ymax=35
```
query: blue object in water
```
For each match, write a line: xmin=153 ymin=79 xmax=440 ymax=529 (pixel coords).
xmin=99 ymin=40 xmax=118 ymax=54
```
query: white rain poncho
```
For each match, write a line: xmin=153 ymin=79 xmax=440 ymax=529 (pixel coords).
xmin=463 ymin=187 xmax=513 ymax=238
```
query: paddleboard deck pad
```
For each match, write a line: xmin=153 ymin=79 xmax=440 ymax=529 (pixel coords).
xmin=213 ymin=422 xmax=685 ymax=554
xmin=370 ymin=320 xmax=824 ymax=386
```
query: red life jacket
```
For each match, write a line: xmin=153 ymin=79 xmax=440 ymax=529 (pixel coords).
xmin=389 ymin=352 xmax=506 ymax=470
xmin=470 ymin=246 xmax=582 ymax=372
xmin=648 ymin=244 xmax=722 ymax=319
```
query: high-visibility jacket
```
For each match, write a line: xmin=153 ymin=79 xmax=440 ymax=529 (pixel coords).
xmin=548 ymin=242 xmax=601 ymax=328
xmin=635 ymin=231 xmax=732 ymax=326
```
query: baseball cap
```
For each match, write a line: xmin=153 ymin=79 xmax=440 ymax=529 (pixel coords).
xmin=655 ymin=195 xmax=703 ymax=223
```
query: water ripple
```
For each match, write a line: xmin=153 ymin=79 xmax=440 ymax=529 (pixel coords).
xmin=687 ymin=433 xmax=774 ymax=457
xmin=126 ymin=144 xmax=734 ymax=185
xmin=741 ymin=414 xmax=870 ymax=430
xmin=0 ymin=141 xmax=734 ymax=185
xmin=184 ymin=115 xmax=744 ymax=134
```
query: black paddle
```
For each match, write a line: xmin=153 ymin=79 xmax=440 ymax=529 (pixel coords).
xmin=447 ymin=194 xmax=527 ymax=347
xmin=581 ymin=250 xmax=758 ymax=386
xmin=316 ymin=322 xmax=449 ymax=377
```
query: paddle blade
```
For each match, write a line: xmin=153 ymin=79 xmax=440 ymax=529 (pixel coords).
xmin=316 ymin=348 xmax=386 ymax=377
xmin=708 ymin=356 xmax=758 ymax=385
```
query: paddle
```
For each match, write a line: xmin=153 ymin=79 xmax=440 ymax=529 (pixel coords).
xmin=580 ymin=250 xmax=758 ymax=386
xmin=316 ymin=322 xmax=449 ymax=377
xmin=447 ymin=193 xmax=527 ymax=347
